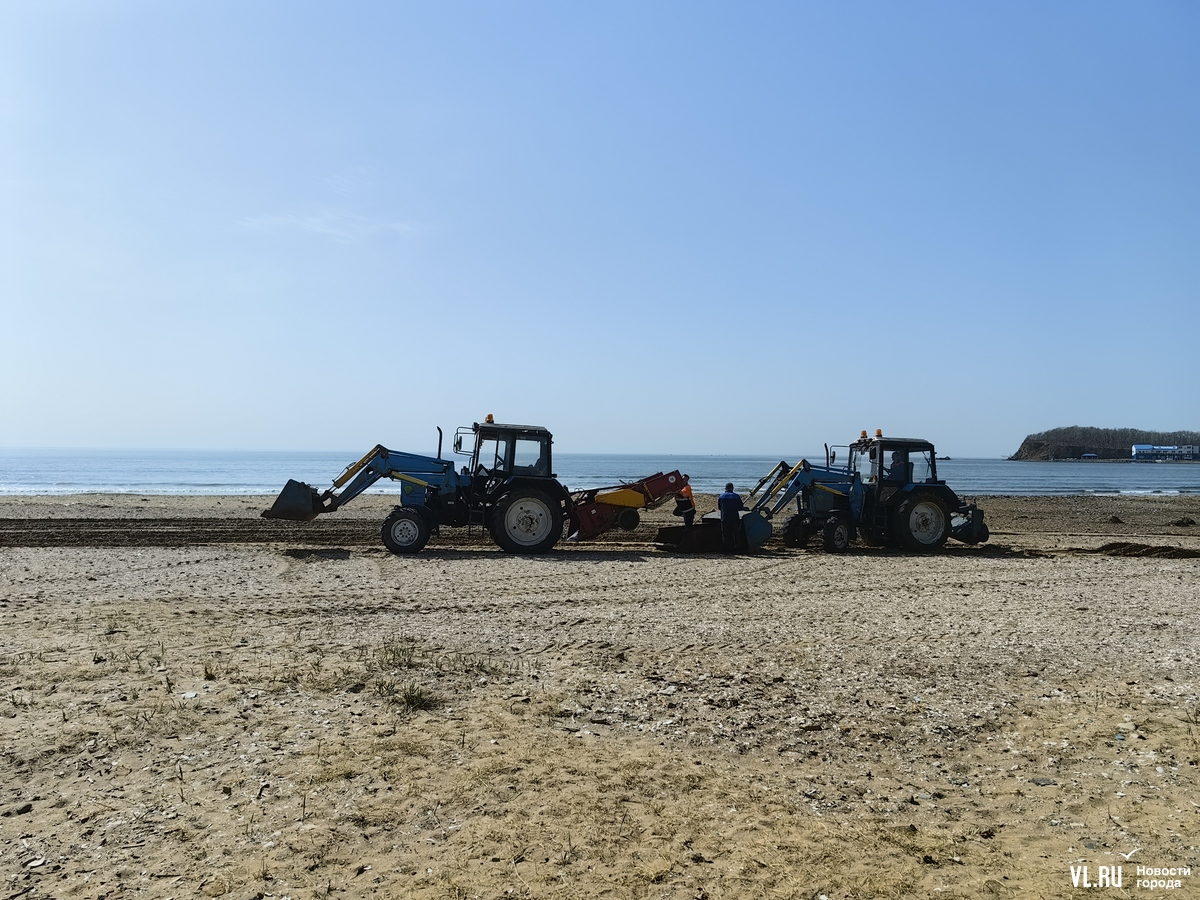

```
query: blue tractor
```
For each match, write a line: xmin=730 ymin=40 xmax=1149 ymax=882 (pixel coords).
xmin=741 ymin=432 xmax=989 ymax=552
xmin=262 ymin=418 xmax=572 ymax=554
xmin=263 ymin=417 xmax=691 ymax=555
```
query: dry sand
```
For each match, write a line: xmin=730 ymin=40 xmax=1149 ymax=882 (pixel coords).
xmin=1 ymin=492 xmax=1198 ymax=899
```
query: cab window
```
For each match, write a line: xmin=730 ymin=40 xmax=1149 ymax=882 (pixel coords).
xmin=854 ymin=449 xmax=876 ymax=482
xmin=885 ymin=448 xmax=934 ymax=483
xmin=513 ymin=438 xmax=548 ymax=475
xmin=913 ymin=450 xmax=934 ymax=483
xmin=475 ymin=438 xmax=509 ymax=474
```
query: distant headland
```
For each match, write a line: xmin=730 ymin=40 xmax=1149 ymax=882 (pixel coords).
xmin=1010 ymin=426 xmax=1200 ymax=461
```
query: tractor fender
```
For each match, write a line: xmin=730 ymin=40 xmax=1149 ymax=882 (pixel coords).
xmin=390 ymin=500 xmax=439 ymax=532
xmin=497 ymin=476 xmax=573 ymax=504
xmin=486 ymin=476 xmax=575 ymax=523
xmin=898 ymin=483 xmax=960 ymax=510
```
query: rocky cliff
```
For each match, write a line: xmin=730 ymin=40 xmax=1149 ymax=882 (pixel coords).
xmin=1010 ymin=426 xmax=1200 ymax=461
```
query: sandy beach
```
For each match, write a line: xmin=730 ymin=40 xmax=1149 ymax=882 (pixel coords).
xmin=1 ymin=492 xmax=1198 ymax=899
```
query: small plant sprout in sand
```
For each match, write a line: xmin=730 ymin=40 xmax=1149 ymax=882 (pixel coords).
xmin=373 ymin=677 xmax=437 ymax=712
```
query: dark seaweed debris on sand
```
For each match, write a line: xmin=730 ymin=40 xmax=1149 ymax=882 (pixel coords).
xmin=1080 ymin=542 xmax=1200 ymax=559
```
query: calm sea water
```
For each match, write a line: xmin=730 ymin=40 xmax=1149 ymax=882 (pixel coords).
xmin=0 ymin=449 xmax=1197 ymax=496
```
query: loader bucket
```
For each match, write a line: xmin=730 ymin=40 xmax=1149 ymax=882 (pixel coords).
xmin=654 ymin=520 xmax=724 ymax=553
xmin=654 ymin=511 xmax=773 ymax=553
xmin=741 ymin=510 xmax=773 ymax=550
xmin=261 ymin=479 xmax=324 ymax=521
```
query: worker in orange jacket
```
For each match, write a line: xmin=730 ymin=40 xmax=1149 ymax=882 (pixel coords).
xmin=673 ymin=478 xmax=696 ymax=528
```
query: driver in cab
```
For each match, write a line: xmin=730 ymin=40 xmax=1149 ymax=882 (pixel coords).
xmin=886 ymin=451 xmax=911 ymax=484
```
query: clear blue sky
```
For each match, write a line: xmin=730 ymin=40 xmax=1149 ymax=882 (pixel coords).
xmin=2 ymin=1 xmax=1196 ymax=457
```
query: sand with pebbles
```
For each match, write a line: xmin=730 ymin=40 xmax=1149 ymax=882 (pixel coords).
xmin=1 ymin=492 xmax=1198 ymax=899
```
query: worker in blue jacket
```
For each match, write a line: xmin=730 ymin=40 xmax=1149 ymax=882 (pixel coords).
xmin=717 ymin=482 xmax=746 ymax=553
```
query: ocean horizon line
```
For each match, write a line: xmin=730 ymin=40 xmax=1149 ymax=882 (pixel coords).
xmin=0 ymin=447 xmax=1013 ymax=465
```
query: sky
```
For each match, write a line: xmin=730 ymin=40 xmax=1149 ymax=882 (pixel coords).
xmin=2 ymin=1 xmax=1197 ymax=458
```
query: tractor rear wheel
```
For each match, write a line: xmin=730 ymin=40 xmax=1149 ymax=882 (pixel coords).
xmin=491 ymin=489 xmax=563 ymax=554
xmin=381 ymin=507 xmax=430 ymax=555
xmin=896 ymin=494 xmax=949 ymax=551
xmin=822 ymin=516 xmax=851 ymax=552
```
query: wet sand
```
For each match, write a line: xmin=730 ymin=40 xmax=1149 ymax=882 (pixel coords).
xmin=1 ymin=493 xmax=1198 ymax=898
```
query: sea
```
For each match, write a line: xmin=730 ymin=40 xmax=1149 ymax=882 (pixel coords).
xmin=0 ymin=449 xmax=1197 ymax=497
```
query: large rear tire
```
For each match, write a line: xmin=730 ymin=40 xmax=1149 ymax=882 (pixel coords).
xmin=896 ymin=494 xmax=949 ymax=551
xmin=381 ymin=507 xmax=430 ymax=555
xmin=491 ymin=489 xmax=563 ymax=554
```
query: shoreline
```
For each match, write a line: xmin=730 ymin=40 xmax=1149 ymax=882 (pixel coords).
xmin=2 ymin=493 xmax=1199 ymax=549
xmin=6 ymin=454 xmax=1200 ymax=501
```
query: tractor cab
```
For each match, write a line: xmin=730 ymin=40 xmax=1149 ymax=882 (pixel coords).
xmin=851 ymin=433 xmax=940 ymax=490
xmin=454 ymin=418 xmax=553 ymax=480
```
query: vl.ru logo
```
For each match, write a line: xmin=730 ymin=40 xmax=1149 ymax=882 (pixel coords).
xmin=1071 ymin=865 xmax=1122 ymax=889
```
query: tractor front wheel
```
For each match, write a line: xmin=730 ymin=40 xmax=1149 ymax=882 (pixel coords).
xmin=822 ymin=516 xmax=852 ymax=552
xmin=896 ymin=494 xmax=949 ymax=551
xmin=491 ymin=490 xmax=563 ymax=554
xmin=782 ymin=515 xmax=812 ymax=548
xmin=381 ymin=507 xmax=431 ymax=555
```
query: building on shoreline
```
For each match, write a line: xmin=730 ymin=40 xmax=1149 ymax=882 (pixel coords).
xmin=1132 ymin=444 xmax=1199 ymax=461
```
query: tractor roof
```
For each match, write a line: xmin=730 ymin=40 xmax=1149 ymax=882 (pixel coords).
xmin=873 ymin=437 xmax=936 ymax=451
xmin=851 ymin=436 xmax=937 ymax=452
xmin=474 ymin=422 xmax=552 ymax=438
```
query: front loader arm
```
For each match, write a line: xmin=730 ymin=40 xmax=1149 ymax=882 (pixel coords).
xmin=262 ymin=445 xmax=456 ymax=521
xmin=755 ymin=460 xmax=813 ymax=518
xmin=317 ymin=444 xmax=392 ymax=511
xmin=331 ymin=446 xmax=442 ymax=509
